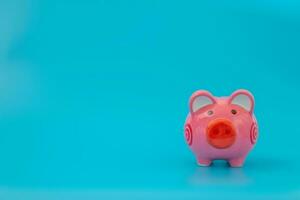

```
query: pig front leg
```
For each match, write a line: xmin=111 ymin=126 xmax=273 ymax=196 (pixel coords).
xmin=228 ymin=157 xmax=246 ymax=167
xmin=197 ymin=157 xmax=212 ymax=167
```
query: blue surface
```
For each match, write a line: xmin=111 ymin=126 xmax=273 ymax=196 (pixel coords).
xmin=0 ymin=0 xmax=300 ymax=199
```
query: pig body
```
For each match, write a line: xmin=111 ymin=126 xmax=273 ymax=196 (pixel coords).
xmin=184 ymin=90 xmax=258 ymax=167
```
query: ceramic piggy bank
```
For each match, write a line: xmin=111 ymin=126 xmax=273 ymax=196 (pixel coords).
xmin=184 ymin=89 xmax=258 ymax=167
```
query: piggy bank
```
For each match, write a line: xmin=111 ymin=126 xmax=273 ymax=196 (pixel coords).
xmin=184 ymin=89 xmax=258 ymax=167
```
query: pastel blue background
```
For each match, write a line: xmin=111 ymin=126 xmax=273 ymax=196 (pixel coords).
xmin=0 ymin=0 xmax=300 ymax=199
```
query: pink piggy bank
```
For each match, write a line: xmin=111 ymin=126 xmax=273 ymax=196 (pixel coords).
xmin=184 ymin=89 xmax=258 ymax=167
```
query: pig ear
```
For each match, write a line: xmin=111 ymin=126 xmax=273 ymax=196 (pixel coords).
xmin=229 ymin=89 xmax=254 ymax=113
xmin=189 ymin=90 xmax=216 ymax=114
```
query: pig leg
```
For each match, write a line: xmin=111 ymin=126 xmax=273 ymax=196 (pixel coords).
xmin=197 ymin=157 xmax=212 ymax=167
xmin=228 ymin=157 xmax=246 ymax=167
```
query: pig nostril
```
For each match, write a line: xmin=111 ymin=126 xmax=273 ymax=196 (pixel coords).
xmin=212 ymin=129 xmax=219 ymax=137
xmin=225 ymin=129 xmax=231 ymax=135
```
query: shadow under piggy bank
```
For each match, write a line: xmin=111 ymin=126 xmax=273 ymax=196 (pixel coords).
xmin=188 ymin=160 xmax=249 ymax=185
xmin=188 ymin=156 xmax=298 ymax=192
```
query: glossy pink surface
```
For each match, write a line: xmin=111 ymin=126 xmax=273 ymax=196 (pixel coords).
xmin=184 ymin=89 xmax=258 ymax=167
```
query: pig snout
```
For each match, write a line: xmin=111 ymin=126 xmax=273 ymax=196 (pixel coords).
xmin=206 ymin=119 xmax=236 ymax=149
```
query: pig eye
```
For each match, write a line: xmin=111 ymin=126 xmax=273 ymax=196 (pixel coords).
xmin=231 ymin=109 xmax=237 ymax=115
xmin=207 ymin=110 xmax=213 ymax=115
